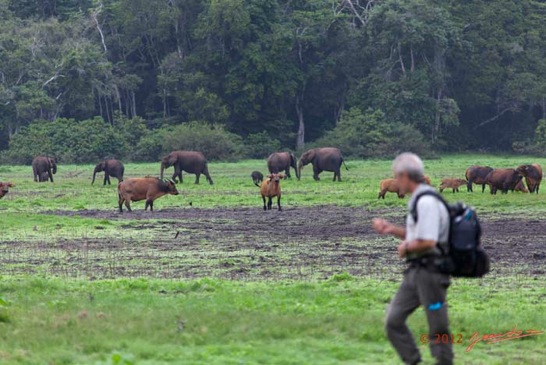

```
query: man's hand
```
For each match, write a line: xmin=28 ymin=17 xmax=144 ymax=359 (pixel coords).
xmin=397 ymin=241 xmax=408 ymax=258
xmin=372 ymin=218 xmax=406 ymax=239
xmin=372 ymin=218 xmax=393 ymax=234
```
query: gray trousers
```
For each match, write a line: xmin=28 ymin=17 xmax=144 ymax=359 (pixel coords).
xmin=385 ymin=265 xmax=453 ymax=365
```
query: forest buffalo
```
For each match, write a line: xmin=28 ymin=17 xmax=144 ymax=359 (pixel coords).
xmin=118 ymin=177 xmax=179 ymax=212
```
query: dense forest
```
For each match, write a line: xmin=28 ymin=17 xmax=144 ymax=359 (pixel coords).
xmin=1 ymin=0 xmax=546 ymax=163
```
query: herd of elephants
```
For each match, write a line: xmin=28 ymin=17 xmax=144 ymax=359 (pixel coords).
xmin=0 ymin=148 xmax=542 ymax=212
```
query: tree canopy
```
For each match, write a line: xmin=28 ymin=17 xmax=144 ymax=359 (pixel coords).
xmin=1 ymin=0 xmax=546 ymax=161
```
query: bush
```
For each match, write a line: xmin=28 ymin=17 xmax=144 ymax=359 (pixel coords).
xmin=244 ymin=132 xmax=281 ymax=159
xmin=313 ymin=108 xmax=432 ymax=158
xmin=161 ymin=122 xmax=244 ymax=161
xmin=8 ymin=117 xmax=125 ymax=163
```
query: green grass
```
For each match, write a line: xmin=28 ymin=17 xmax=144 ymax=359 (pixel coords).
xmin=0 ymin=154 xmax=545 ymax=364
xmin=0 ymin=277 xmax=544 ymax=365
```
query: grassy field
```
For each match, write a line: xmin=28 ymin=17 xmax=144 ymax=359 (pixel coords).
xmin=0 ymin=154 xmax=545 ymax=364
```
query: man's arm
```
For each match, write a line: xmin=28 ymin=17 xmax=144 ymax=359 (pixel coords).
xmin=397 ymin=239 xmax=436 ymax=258
xmin=372 ymin=218 xmax=406 ymax=239
xmin=397 ymin=196 xmax=441 ymax=257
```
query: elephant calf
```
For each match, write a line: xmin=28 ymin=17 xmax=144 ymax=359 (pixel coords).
xmin=298 ymin=147 xmax=348 ymax=182
xmin=251 ymin=171 xmax=264 ymax=187
xmin=92 ymin=159 xmax=125 ymax=185
xmin=160 ymin=151 xmax=213 ymax=185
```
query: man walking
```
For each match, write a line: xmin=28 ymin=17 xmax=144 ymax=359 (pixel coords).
xmin=373 ymin=153 xmax=453 ymax=365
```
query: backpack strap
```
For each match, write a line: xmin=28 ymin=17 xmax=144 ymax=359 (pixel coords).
xmin=410 ymin=190 xmax=449 ymax=222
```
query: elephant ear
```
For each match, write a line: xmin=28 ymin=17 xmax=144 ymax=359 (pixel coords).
xmin=304 ymin=149 xmax=316 ymax=163
xmin=168 ymin=155 xmax=178 ymax=165
xmin=289 ymin=152 xmax=296 ymax=165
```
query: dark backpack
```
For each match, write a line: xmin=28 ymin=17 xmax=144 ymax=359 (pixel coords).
xmin=411 ymin=191 xmax=490 ymax=278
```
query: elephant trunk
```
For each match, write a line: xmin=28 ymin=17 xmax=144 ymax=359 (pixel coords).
xmin=160 ymin=163 xmax=166 ymax=179
xmin=297 ymin=161 xmax=304 ymax=180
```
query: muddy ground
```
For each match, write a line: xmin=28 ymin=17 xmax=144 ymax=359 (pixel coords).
xmin=1 ymin=206 xmax=545 ymax=279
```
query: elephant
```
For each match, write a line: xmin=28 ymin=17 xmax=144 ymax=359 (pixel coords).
xmin=32 ymin=156 xmax=57 ymax=183
xmin=298 ymin=147 xmax=348 ymax=182
xmin=160 ymin=151 xmax=213 ymax=185
xmin=267 ymin=152 xmax=299 ymax=179
xmin=92 ymin=159 xmax=125 ymax=185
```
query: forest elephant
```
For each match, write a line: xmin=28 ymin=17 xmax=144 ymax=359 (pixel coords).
xmin=32 ymin=156 xmax=57 ymax=183
xmin=516 ymin=163 xmax=542 ymax=194
xmin=465 ymin=165 xmax=494 ymax=192
xmin=92 ymin=159 xmax=125 ymax=185
xmin=160 ymin=151 xmax=213 ymax=185
xmin=267 ymin=152 xmax=299 ymax=179
xmin=485 ymin=168 xmax=523 ymax=195
xmin=298 ymin=147 xmax=348 ymax=182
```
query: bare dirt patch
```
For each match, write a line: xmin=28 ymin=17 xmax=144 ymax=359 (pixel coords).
xmin=2 ymin=206 xmax=544 ymax=279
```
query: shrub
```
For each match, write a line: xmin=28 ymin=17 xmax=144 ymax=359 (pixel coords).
xmin=161 ymin=122 xmax=244 ymax=161
xmin=312 ymin=108 xmax=431 ymax=158
xmin=8 ymin=117 xmax=125 ymax=163
xmin=243 ymin=132 xmax=281 ymax=159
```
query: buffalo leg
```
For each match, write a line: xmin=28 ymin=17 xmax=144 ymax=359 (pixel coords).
xmin=467 ymin=181 xmax=473 ymax=192
xmin=277 ymin=196 xmax=282 ymax=211
xmin=262 ymin=196 xmax=267 ymax=211
xmin=118 ymin=196 xmax=124 ymax=212
xmin=124 ymin=199 xmax=132 ymax=212
xmin=145 ymin=199 xmax=154 ymax=212
xmin=267 ymin=197 xmax=273 ymax=210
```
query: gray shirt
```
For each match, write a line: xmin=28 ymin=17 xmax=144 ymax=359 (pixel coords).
xmin=405 ymin=184 xmax=449 ymax=260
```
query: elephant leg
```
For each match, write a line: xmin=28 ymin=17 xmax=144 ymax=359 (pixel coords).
xmin=195 ymin=173 xmax=200 ymax=184
xmin=313 ymin=166 xmax=321 ymax=181
xmin=285 ymin=168 xmax=291 ymax=178
xmin=277 ymin=195 xmax=282 ymax=211
xmin=33 ymin=168 xmax=38 ymax=182
xmin=204 ymin=171 xmax=213 ymax=185
xmin=481 ymin=184 xmax=486 ymax=193
xmin=262 ymin=196 xmax=267 ymax=211
xmin=178 ymin=171 xmax=183 ymax=183
xmin=48 ymin=170 xmax=54 ymax=183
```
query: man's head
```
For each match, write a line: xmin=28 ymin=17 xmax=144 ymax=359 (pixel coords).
xmin=392 ymin=152 xmax=426 ymax=194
